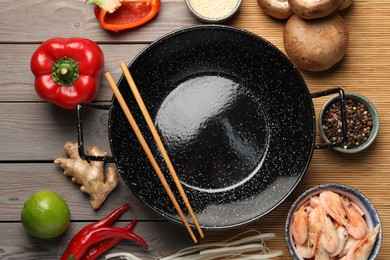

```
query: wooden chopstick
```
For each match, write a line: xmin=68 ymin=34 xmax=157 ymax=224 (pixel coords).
xmin=104 ymin=72 xmax=198 ymax=244
xmin=119 ymin=63 xmax=204 ymax=239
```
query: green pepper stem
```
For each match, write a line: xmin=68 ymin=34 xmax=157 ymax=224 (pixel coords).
xmin=59 ymin=64 xmax=74 ymax=81
xmin=52 ymin=57 xmax=79 ymax=86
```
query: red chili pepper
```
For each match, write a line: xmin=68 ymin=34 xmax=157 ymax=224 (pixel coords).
xmin=89 ymin=203 xmax=130 ymax=229
xmin=84 ymin=220 xmax=148 ymax=260
xmin=61 ymin=204 xmax=130 ymax=260
xmin=30 ymin=37 xmax=104 ymax=109
xmin=66 ymin=226 xmax=144 ymax=260
xmin=87 ymin=0 xmax=160 ymax=32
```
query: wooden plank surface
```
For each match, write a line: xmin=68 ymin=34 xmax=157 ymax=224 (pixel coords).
xmin=0 ymin=163 xmax=164 ymax=221
xmin=0 ymin=0 xmax=200 ymax=43
xmin=0 ymin=222 xmax=193 ymax=260
xmin=0 ymin=0 xmax=390 ymax=258
xmin=0 ymin=44 xmax=147 ymax=102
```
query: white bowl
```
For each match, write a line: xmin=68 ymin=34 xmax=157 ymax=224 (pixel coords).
xmin=184 ymin=0 xmax=242 ymax=23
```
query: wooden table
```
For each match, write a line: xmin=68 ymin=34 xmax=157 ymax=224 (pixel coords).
xmin=1 ymin=0 xmax=389 ymax=259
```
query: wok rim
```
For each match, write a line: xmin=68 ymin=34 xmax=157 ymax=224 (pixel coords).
xmin=108 ymin=24 xmax=316 ymax=229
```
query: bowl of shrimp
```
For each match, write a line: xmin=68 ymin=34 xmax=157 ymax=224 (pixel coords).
xmin=285 ymin=184 xmax=382 ymax=259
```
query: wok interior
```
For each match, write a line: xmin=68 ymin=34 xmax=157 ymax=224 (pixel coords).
xmin=154 ymin=73 xmax=269 ymax=192
xmin=109 ymin=26 xmax=315 ymax=228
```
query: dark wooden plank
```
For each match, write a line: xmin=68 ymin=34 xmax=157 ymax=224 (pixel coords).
xmin=0 ymin=102 xmax=111 ymax=160
xmin=0 ymin=221 xmax=194 ymax=260
xmin=1 ymin=99 xmax=388 ymax=162
xmin=0 ymin=201 xmax=293 ymax=259
xmin=0 ymin=203 xmax=294 ymax=259
xmin=0 ymin=0 xmax=199 ymax=43
xmin=0 ymin=44 xmax=147 ymax=102
xmin=0 ymin=163 xmax=163 ymax=221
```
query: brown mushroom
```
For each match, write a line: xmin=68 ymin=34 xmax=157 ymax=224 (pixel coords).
xmin=257 ymin=0 xmax=293 ymax=20
xmin=337 ymin=0 xmax=353 ymax=11
xmin=283 ymin=13 xmax=349 ymax=71
xmin=288 ymin=0 xmax=341 ymax=19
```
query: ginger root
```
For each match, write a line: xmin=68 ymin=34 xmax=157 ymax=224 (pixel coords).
xmin=54 ymin=141 xmax=118 ymax=209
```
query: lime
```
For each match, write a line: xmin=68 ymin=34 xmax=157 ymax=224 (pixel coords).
xmin=21 ymin=190 xmax=70 ymax=239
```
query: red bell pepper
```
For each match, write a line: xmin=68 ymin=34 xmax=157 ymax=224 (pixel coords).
xmin=87 ymin=0 xmax=160 ymax=32
xmin=30 ymin=37 xmax=104 ymax=109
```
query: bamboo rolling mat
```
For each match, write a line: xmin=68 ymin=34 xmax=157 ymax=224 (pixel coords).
xmin=200 ymin=0 xmax=390 ymax=258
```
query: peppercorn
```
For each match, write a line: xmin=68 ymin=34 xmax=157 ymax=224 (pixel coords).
xmin=322 ymin=98 xmax=372 ymax=149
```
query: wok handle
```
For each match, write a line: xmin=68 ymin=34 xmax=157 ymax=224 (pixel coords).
xmin=311 ymin=88 xmax=348 ymax=149
xmin=76 ymin=103 xmax=115 ymax=163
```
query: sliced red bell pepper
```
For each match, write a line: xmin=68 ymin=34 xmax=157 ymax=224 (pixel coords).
xmin=30 ymin=37 xmax=104 ymax=109
xmin=88 ymin=0 xmax=160 ymax=32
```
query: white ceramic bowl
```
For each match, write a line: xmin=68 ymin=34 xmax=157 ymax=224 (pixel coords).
xmin=319 ymin=92 xmax=379 ymax=153
xmin=184 ymin=0 xmax=242 ymax=23
xmin=285 ymin=184 xmax=382 ymax=259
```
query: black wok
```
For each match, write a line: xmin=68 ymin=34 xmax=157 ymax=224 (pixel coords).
xmin=77 ymin=25 xmax=347 ymax=229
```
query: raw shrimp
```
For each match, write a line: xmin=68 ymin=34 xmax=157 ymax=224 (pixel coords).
xmin=315 ymin=237 xmax=330 ymax=260
xmin=351 ymin=201 xmax=365 ymax=216
xmin=339 ymin=236 xmax=358 ymax=257
xmin=320 ymin=190 xmax=347 ymax=226
xmin=342 ymin=196 xmax=368 ymax=240
xmin=318 ymin=206 xmax=339 ymax=254
xmin=310 ymin=195 xmax=321 ymax=208
xmin=307 ymin=207 xmax=322 ymax=258
xmin=296 ymin=241 xmax=312 ymax=259
xmin=292 ymin=205 xmax=310 ymax=245
xmin=330 ymin=225 xmax=349 ymax=257
xmin=345 ymin=224 xmax=380 ymax=260
xmin=293 ymin=190 xmax=376 ymax=260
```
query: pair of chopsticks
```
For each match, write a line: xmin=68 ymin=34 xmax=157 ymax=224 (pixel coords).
xmin=105 ymin=63 xmax=204 ymax=243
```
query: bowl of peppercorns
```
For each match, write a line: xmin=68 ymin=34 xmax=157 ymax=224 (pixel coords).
xmin=319 ymin=92 xmax=379 ymax=153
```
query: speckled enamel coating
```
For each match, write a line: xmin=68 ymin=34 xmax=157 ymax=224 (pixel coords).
xmin=108 ymin=25 xmax=316 ymax=229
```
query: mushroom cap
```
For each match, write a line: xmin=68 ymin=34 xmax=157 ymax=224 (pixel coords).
xmin=257 ymin=0 xmax=293 ymax=20
xmin=283 ymin=13 xmax=349 ymax=71
xmin=337 ymin=0 xmax=353 ymax=11
xmin=288 ymin=0 xmax=342 ymax=19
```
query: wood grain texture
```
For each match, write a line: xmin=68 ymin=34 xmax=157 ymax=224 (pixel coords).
xmin=0 ymin=0 xmax=200 ymax=43
xmin=1 ymin=0 xmax=390 ymax=258
xmin=0 ymin=103 xmax=111 ymax=160
xmin=0 ymin=163 xmax=164 ymax=221
xmin=0 ymin=44 xmax=147 ymax=102
xmin=0 ymin=222 xmax=193 ymax=259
